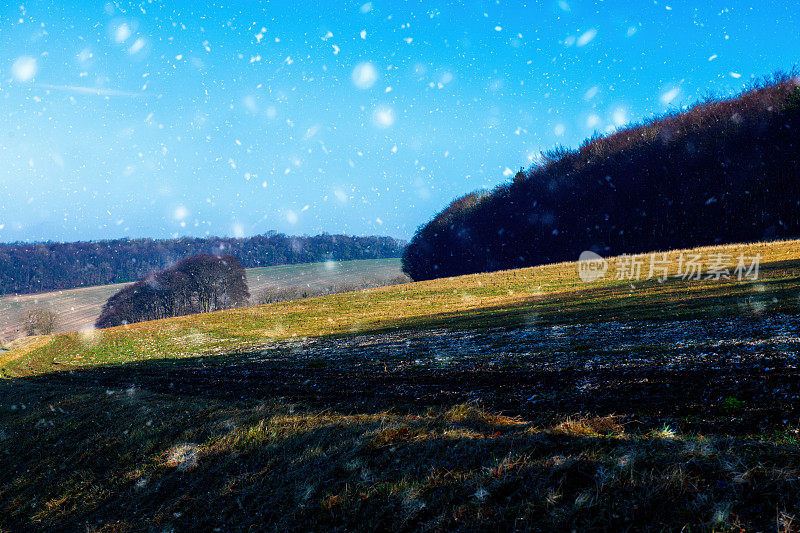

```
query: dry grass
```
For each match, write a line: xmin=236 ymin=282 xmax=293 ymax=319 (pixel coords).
xmin=2 ymin=384 xmax=799 ymax=531
xmin=551 ymin=416 xmax=626 ymax=438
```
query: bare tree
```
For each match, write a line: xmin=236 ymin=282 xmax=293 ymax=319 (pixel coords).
xmin=23 ymin=308 xmax=57 ymax=336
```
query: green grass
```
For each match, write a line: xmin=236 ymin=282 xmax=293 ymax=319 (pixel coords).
xmin=3 ymin=240 xmax=800 ymax=531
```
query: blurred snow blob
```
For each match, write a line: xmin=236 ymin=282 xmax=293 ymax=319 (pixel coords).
xmin=660 ymin=87 xmax=681 ymax=105
xmin=577 ymin=29 xmax=597 ymax=47
xmin=114 ymin=23 xmax=132 ymax=43
xmin=612 ymin=108 xmax=627 ymax=127
xmin=334 ymin=189 xmax=348 ymax=203
xmin=128 ymin=38 xmax=146 ymax=55
xmin=372 ymin=106 xmax=395 ymax=128
xmin=78 ymin=328 xmax=103 ymax=347
xmin=11 ymin=56 xmax=37 ymax=82
xmin=351 ymin=62 xmax=378 ymax=89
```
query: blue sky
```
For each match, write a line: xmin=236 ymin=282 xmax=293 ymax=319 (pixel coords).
xmin=0 ymin=1 xmax=798 ymax=243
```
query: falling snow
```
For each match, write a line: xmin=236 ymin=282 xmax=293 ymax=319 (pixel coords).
xmin=0 ymin=2 xmax=791 ymax=243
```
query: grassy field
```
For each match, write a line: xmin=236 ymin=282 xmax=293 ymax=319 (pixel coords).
xmin=2 ymin=241 xmax=800 ymax=530
xmin=0 ymin=258 xmax=404 ymax=342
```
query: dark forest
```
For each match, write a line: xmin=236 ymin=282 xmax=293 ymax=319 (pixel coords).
xmin=403 ymin=74 xmax=800 ymax=281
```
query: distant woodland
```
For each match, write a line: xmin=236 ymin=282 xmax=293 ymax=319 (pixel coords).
xmin=0 ymin=232 xmax=404 ymax=296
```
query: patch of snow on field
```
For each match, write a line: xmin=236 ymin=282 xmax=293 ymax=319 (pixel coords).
xmin=166 ymin=443 xmax=200 ymax=471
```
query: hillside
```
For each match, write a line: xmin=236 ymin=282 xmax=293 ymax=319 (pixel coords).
xmin=3 ymin=238 xmax=799 ymax=377
xmin=2 ymin=240 xmax=800 ymax=530
xmin=0 ymin=258 xmax=404 ymax=342
xmin=403 ymin=73 xmax=800 ymax=281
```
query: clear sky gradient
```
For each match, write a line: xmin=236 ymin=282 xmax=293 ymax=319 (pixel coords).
xmin=1 ymin=1 xmax=798 ymax=243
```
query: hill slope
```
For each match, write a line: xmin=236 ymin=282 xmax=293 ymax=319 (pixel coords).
xmin=2 ymin=240 xmax=800 ymax=530
xmin=3 ymin=239 xmax=799 ymax=375
xmin=403 ymin=73 xmax=800 ymax=280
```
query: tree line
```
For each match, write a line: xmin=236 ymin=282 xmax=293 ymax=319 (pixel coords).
xmin=403 ymin=72 xmax=800 ymax=280
xmin=0 ymin=232 xmax=404 ymax=296
xmin=96 ymin=254 xmax=250 ymax=328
